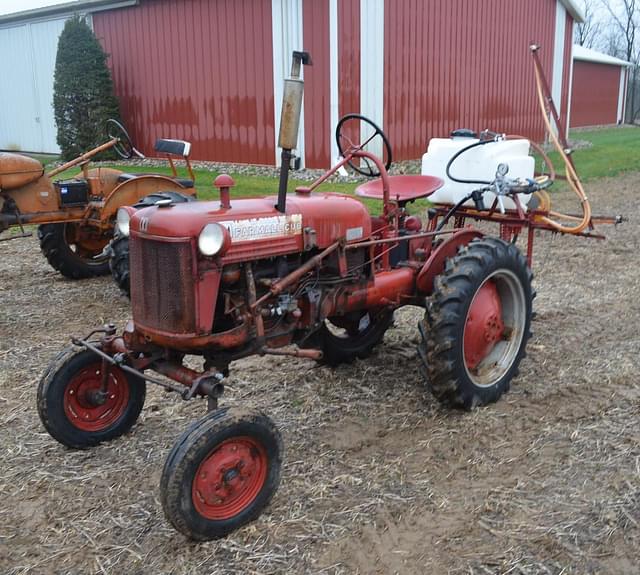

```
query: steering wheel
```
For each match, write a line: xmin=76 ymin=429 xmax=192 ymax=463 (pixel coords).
xmin=335 ymin=114 xmax=392 ymax=177
xmin=106 ymin=118 xmax=135 ymax=159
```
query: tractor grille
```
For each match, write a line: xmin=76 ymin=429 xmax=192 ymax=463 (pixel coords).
xmin=130 ymin=235 xmax=197 ymax=334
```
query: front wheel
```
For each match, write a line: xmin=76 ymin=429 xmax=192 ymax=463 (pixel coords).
xmin=418 ymin=237 xmax=533 ymax=409
xmin=160 ymin=408 xmax=283 ymax=541
xmin=37 ymin=347 xmax=146 ymax=448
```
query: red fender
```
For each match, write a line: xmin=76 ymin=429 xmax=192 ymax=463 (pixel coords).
xmin=416 ymin=229 xmax=484 ymax=294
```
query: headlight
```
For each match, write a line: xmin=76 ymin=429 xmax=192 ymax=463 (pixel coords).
xmin=198 ymin=223 xmax=228 ymax=256
xmin=116 ymin=207 xmax=131 ymax=237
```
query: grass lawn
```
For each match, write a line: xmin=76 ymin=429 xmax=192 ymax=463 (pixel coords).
xmin=536 ymin=126 xmax=640 ymax=182
xmin=29 ymin=125 xmax=640 ymax=212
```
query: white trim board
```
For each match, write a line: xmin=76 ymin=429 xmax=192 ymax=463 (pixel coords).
xmin=360 ymin=0 xmax=384 ymax=158
xmin=271 ymin=0 xmax=304 ymax=167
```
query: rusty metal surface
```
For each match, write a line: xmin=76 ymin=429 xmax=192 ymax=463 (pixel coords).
xmin=383 ymin=0 xmax=560 ymax=161
xmin=570 ymin=61 xmax=622 ymax=127
xmin=130 ymin=234 xmax=197 ymax=335
xmin=93 ymin=0 xmax=276 ymax=165
xmin=0 ymin=153 xmax=44 ymax=190
xmin=416 ymin=229 xmax=485 ymax=293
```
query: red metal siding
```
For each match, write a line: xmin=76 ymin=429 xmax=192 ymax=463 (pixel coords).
xmin=338 ymin=0 xmax=360 ymax=117
xmin=570 ymin=61 xmax=621 ymax=127
xmin=93 ymin=0 xmax=275 ymax=164
xmin=302 ymin=0 xmax=330 ymax=168
xmin=384 ymin=0 xmax=557 ymax=161
xmin=338 ymin=0 xmax=360 ymax=151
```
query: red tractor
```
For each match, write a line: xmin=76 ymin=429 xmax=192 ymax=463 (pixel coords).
xmin=36 ymin=50 xmax=618 ymax=540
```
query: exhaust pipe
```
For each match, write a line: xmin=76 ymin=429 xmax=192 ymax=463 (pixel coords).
xmin=276 ymin=50 xmax=312 ymax=213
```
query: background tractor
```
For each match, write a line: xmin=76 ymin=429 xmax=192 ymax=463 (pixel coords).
xmin=36 ymin=49 xmax=620 ymax=541
xmin=0 ymin=120 xmax=196 ymax=279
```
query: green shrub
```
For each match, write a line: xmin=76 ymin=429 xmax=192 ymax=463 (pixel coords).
xmin=53 ymin=15 xmax=120 ymax=161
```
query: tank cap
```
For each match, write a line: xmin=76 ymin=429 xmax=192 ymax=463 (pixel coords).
xmin=450 ymin=128 xmax=478 ymax=139
xmin=155 ymin=198 xmax=173 ymax=208
xmin=295 ymin=186 xmax=311 ymax=195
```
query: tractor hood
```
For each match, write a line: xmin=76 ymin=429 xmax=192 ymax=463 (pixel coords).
xmin=0 ymin=153 xmax=44 ymax=190
xmin=130 ymin=192 xmax=372 ymax=263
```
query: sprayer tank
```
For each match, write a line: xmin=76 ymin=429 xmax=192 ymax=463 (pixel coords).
xmin=421 ymin=137 xmax=535 ymax=209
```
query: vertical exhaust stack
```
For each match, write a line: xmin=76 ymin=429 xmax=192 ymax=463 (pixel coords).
xmin=276 ymin=51 xmax=312 ymax=213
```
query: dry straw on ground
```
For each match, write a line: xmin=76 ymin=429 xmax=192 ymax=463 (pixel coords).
xmin=0 ymin=173 xmax=638 ymax=574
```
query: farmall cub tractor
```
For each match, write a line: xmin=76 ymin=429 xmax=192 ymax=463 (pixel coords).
xmin=0 ymin=120 xmax=195 ymax=278
xmin=37 ymin=50 xmax=617 ymax=540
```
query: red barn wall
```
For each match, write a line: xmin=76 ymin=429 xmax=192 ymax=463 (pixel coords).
xmin=93 ymin=0 xmax=276 ymax=164
xmin=570 ymin=61 xmax=622 ymax=127
xmin=302 ymin=0 xmax=330 ymax=168
xmin=93 ymin=0 xmax=570 ymax=167
xmin=383 ymin=0 xmax=560 ymax=161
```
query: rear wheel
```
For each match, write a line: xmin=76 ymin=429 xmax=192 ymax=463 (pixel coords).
xmin=38 ymin=223 xmax=110 ymax=279
xmin=108 ymin=232 xmax=130 ymax=295
xmin=37 ymin=347 xmax=146 ymax=448
xmin=418 ymin=238 xmax=533 ymax=409
xmin=316 ymin=309 xmax=394 ymax=366
xmin=160 ymin=408 xmax=282 ymax=541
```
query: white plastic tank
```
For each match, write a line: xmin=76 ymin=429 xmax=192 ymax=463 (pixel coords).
xmin=421 ymin=133 xmax=535 ymax=210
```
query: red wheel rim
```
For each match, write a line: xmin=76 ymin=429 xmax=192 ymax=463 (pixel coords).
xmin=464 ymin=280 xmax=505 ymax=371
xmin=63 ymin=363 xmax=130 ymax=432
xmin=192 ymin=437 xmax=268 ymax=520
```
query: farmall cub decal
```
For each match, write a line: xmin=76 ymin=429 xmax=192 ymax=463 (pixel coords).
xmin=220 ymin=214 xmax=303 ymax=242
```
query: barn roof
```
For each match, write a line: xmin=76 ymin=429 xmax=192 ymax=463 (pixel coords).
xmin=0 ymin=0 xmax=138 ymax=25
xmin=573 ymin=45 xmax=633 ymax=67
xmin=1 ymin=0 xmax=584 ymax=26
xmin=560 ymin=0 xmax=584 ymax=22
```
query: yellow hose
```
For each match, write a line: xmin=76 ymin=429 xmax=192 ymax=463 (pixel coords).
xmin=532 ymin=61 xmax=592 ymax=234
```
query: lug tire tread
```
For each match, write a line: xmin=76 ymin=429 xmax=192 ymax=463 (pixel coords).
xmin=417 ymin=238 xmax=533 ymax=410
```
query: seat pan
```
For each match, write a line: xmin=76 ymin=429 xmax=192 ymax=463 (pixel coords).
xmin=355 ymin=175 xmax=443 ymax=203
xmin=117 ymin=172 xmax=194 ymax=189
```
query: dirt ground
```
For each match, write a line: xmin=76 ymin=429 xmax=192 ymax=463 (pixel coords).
xmin=1 ymin=174 xmax=639 ymax=575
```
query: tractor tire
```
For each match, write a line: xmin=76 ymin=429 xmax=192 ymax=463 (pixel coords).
xmin=108 ymin=232 xmax=130 ymax=296
xmin=38 ymin=223 xmax=110 ymax=279
xmin=107 ymin=191 xmax=196 ymax=297
xmin=418 ymin=237 xmax=533 ymax=410
xmin=316 ymin=309 xmax=394 ymax=367
xmin=160 ymin=407 xmax=283 ymax=541
xmin=37 ymin=346 xmax=146 ymax=449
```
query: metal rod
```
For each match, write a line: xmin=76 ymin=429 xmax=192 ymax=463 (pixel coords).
xmin=345 ymin=228 xmax=458 ymax=250
xmin=71 ymin=338 xmax=188 ymax=396
xmin=251 ymin=240 xmax=342 ymax=310
xmin=47 ymin=139 xmax=118 ymax=178
xmin=276 ymin=149 xmax=292 ymax=213
xmin=260 ymin=347 xmax=323 ymax=360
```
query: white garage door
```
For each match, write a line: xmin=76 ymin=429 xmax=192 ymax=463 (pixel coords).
xmin=0 ymin=16 xmax=68 ymax=153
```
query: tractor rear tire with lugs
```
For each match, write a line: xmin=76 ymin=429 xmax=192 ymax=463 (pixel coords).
xmin=38 ymin=223 xmax=110 ymax=279
xmin=418 ymin=237 xmax=533 ymax=409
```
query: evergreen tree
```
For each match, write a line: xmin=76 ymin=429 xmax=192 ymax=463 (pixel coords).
xmin=53 ymin=16 xmax=120 ymax=160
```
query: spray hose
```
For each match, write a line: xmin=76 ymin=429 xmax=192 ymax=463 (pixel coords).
xmin=530 ymin=58 xmax=592 ymax=234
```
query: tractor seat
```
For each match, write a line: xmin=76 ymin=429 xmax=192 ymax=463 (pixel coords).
xmin=117 ymin=173 xmax=194 ymax=188
xmin=355 ymin=175 xmax=444 ymax=206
